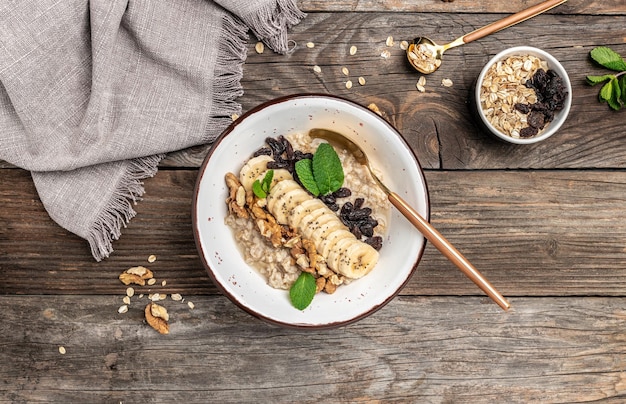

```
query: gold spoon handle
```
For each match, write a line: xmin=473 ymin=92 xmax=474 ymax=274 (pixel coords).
xmin=460 ymin=0 xmax=567 ymax=45
xmin=387 ymin=191 xmax=511 ymax=311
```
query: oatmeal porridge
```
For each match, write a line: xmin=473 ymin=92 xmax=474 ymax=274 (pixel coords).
xmin=224 ymin=132 xmax=390 ymax=294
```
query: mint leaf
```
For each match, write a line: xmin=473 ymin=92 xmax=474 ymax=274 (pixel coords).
xmin=289 ymin=272 xmax=316 ymax=310
xmin=252 ymin=170 xmax=274 ymax=198
xmin=312 ymin=143 xmax=344 ymax=195
xmin=262 ymin=169 xmax=274 ymax=193
xmin=586 ymin=74 xmax=614 ymax=86
xmin=252 ymin=180 xmax=266 ymax=198
xmin=295 ymin=159 xmax=320 ymax=196
xmin=590 ymin=47 xmax=626 ymax=72
xmin=600 ymin=78 xmax=622 ymax=111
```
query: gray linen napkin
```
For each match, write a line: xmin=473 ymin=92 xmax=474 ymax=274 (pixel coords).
xmin=0 ymin=0 xmax=304 ymax=260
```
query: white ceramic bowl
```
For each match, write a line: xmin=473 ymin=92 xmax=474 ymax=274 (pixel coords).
xmin=192 ymin=94 xmax=429 ymax=329
xmin=474 ymin=46 xmax=572 ymax=144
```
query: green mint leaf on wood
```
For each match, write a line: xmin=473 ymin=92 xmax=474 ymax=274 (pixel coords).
xmin=590 ymin=47 xmax=626 ymax=72
xmin=312 ymin=143 xmax=344 ymax=195
xmin=587 ymin=46 xmax=626 ymax=110
xmin=289 ymin=272 xmax=316 ymax=310
xmin=599 ymin=78 xmax=622 ymax=111
xmin=295 ymin=159 xmax=320 ymax=196
xmin=586 ymin=74 xmax=614 ymax=86
xmin=251 ymin=169 xmax=274 ymax=198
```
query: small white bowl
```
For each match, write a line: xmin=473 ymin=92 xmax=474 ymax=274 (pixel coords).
xmin=474 ymin=46 xmax=572 ymax=144
xmin=193 ymin=94 xmax=429 ymax=329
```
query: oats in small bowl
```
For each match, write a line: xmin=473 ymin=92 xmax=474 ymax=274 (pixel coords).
xmin=473 ymin=46 xmax=572 ymax=144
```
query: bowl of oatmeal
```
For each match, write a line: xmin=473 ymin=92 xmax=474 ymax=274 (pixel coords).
xmin=473 ymin=46 xmax=572 ymax=144
xmin=193 ymin=94 xmax=429 ymax=329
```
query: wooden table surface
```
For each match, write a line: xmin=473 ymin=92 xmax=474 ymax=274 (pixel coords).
xmin=2 ymin=1 xmax=626 ymax=402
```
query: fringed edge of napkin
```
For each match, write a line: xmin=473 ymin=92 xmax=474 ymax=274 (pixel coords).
xmin=87 ymin=154 xmax=165 ymax=261
xmin=87 ymin=12 xmax=252 ymax=261
xmin=243 ymin=0 xmax=306 ymax=54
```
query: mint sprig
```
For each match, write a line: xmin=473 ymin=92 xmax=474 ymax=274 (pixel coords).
xmin=586 ymin=46 xmax=626 ymax=110
xmin=252 ymin=169 xmax=274 ymax=198
xmin=289 ymin=272 xmax=316 ymax=310
xmin=295 ymin=143 xmax=344 ymax=196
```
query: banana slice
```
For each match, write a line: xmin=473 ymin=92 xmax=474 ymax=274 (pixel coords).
xmin=289 ymin=199 xmax=327 ymax=229
xmin=338 ymin=242 xmax=379 ymax=279
xmin=266 ymin=179 xmax=302 ymax=213
xmin=326 ymin=237 xmax=356 ymax=274
xmin=272 ymin=188 xmax=312 ymax=225
xmin=318 ymin=229 xmax=355 ymax=258
xmin=296 ymin=207 xmax=328 ymax=238
xmin=269 ymin=169 xmax=293 ymax=187
xmin=306 ymin=213 xmax=347 ymax=243
xmin=239 ymin=155 xmax=273 ymax=190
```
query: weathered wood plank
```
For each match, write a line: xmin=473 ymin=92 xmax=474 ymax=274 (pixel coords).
xmin=298 ymin=0 xmax=625 ymax=15
xmin=2 ymin=294 xmax=626 ymax=402
xmin=2 ymin=13 xmax=626 ymax=171
xmin=159 ymin=12 xmax=626 ymax=170
xmin=2 ymin=168 xmax=626 ymax=297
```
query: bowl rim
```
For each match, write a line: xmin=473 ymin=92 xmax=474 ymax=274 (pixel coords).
xmin=474 ymin=45 xmax=572 ymax=145
xmin=191 ymin=93 xmax=431 ymax=329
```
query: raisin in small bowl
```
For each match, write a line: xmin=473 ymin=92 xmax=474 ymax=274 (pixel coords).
xmin=473 ymin=46 xmax=572 ymax=145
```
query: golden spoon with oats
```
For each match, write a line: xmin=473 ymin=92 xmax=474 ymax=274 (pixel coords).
xmin=407 ymin=0 xmax=568 ymax=74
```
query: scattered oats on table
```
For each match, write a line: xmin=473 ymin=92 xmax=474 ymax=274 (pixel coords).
xmin=386 ymin=36 xmax=394 ymax=47
xmin=358 ymin=76 xmax=366 ymax=86
xmin=350 ymin=45 xmax=357 ymax=55
xmin=58 ymin=346 xmax=66 ymax=355
xmin=400 ymin=40 xmax=409 ymax=50
xmin=345 ymin=80 xmax=353 ymax=89
xmin=313 ymin=65 xmax=321 ymax=73
xmin=380 ymin=50 xmax=391 ymax=59
xmin=147 ymin=254 xmax=157 ymax=263
xmin=118 ymin=304 xmax=128 ymax=314
xmin=122 ymin=296 xmax=131 ymax=305
xmin=171 ymin=293 xmax=183 ymax=301
xmin=254 ymin=42 xmax=264 ymax=54
xmin=341 ymin=67 xmax=349 ymax=76
xmin=306 ymin=41 xmax=315 ymax=48
xmin=441 ymin=78 xmax=453 ymax=87
xmin=231 ymin=113 xmax=239 ymax=121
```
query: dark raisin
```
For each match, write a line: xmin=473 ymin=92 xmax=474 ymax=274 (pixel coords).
xmin=253 ymin=147 xmax=272 ymax=157
xmin=267 ymin=160 xmax=288 ymax=169
xmin=340 ymin=202 xmax=353 ymax=215
xmin=294 ymin=150 xmax=313 ymax=160
xmin=266 ymin=137 xmax=284 ymax=157
xmin=365 ymin=236 xmax=383 ymax=250
xmin=279 ymin=136 xmax=294 ymax=160
xmin=520 ymin=126 xmax=539 ymax=138
xmin=514 ymin=103 xmax=531 ymax=114
xmin=350 ymin=225 xmax=362 ymax=239
xmin=359 ymin=222 xmax=374 ymax=237
xmin=527 ymin=110 xmax=545 ymax=129
xmin=354 ymin=198 xmax=364 ymax=209
xmin=327 ymin=203 xmax=339 ymax=212
xmin=367 ymin=217 xmax=379 ymax=228
xmin=320 ymin=194 xmax=336 ymax=205
xmin=332 ymin=187 xmax=352 ymax=198
xmin=347 ymin=207 xmax=372 ymax=221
